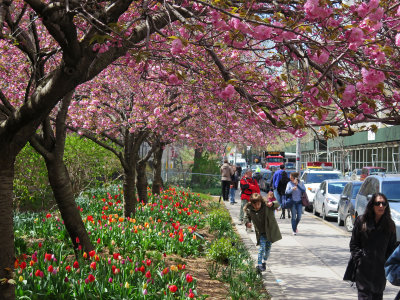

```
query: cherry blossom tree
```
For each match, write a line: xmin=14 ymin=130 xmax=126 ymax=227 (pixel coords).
xmin=1 ymin=0 xmax=400 ymax=298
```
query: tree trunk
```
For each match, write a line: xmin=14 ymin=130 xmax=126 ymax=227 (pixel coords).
xmin=45 ymin=158 xmax=94 ymax=252
xmin=0 ymin=155 xmax=15 ymax=300
xmin=152 ymin=145 xmax=164 ymax=194
xmin=123 ymin=166 xmax=137 ymax=218
xmin=136 ymin=161 xmax=148 ymax=203
xmin=191 ymin=148 xmax=203 ymax=185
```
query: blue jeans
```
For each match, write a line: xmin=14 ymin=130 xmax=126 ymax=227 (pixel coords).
xmin=239 ymin=199 xmax=247 ymax=221
xmin=258 ymin=235 xmax=272 ymax=265
xmin=273 ymin=189 xmax=282 ymax=205
xmin=229 ymin=187 xmax=236 ymax=203
xmin=291 ymin=202 xmax=302 ymax=232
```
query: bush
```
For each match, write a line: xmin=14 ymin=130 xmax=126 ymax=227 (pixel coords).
xmin=14 ymin=134 xmax=122 ymax=211
xmin=208 ymin=208 xmax=232 ymax=235
xmin=207 ymin=237 xmax=238 ymax=263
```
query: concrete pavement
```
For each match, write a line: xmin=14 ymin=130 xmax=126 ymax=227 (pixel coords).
xmin=222 ymin=194 xmax=399 ymax=300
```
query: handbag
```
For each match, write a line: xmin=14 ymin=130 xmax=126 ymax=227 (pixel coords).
xmin=301 ymin=191 xmax=310 ymax=207
xmin=281 ymin=194 xmax=293 ymax=209
xmin=343 ymin=256 xmax=357 ymax=282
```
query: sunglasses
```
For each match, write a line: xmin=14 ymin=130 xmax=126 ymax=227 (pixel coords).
xmin=374 ymin=201 xmax=388 ymax=207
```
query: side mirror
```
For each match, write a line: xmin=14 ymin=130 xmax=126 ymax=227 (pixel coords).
xmin=367 ymin=194 xmax=373 ymax=201
xmin=341 ymin=195 xmax=348 ymax=201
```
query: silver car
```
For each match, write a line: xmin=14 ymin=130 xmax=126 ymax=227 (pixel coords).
xmin=313 ymin=180 xmax=349 ymax=220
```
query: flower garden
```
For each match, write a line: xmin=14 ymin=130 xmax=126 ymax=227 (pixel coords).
xmin=13 ymin=185 xmax=268 ymax=299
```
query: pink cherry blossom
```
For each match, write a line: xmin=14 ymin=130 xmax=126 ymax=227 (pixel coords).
xmin=171 ymin=39 xmax=184 ymax=55
xmin=220 ymin=85 xmax=235 ymax=100
xmin=361 ymin=68 xmax=385 ymax=87
xmin=396 ymin=33 xmax=400 ymax=47
xmin=341 ymin=85 xmax=356 ymax=107
xmin=251 ymin=26 xmax=272 ymax=40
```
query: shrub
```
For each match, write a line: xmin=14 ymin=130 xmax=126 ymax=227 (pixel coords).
xmin=207 ymin=237 xmax=238 ymax=263
xmin=208 ymin=208 xmax=232 ymax=234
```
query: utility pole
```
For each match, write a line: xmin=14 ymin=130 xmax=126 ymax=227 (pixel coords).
xmin=296 ymin=137 xmax=301 ymax=173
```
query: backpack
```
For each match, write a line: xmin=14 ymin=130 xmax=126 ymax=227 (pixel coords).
xmin=277 ymin=171 xmax=290 ymax=195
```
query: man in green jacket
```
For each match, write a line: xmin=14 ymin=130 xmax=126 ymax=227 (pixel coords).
xmin=244 ymin=193 xmax=282 ymax=272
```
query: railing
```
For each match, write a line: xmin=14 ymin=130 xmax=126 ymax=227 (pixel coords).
xmin=160 ymin=171 xmax=221 ymax=195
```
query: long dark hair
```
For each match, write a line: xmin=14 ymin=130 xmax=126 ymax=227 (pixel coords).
xmin=361 ymin=193 xmax=395 ymax=233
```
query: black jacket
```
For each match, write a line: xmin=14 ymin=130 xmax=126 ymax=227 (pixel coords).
xmin=350 ymin=215 xmax=397 ymax=293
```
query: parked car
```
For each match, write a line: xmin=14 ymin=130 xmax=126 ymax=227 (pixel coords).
xmin=301 ymin=169 xmax=343 ymax=210
xmin=258 ymin=170 xmax=273 ymax=192
xmin=354 ymin=174 xmax=400 ymax=240
xmin=360 ymin=166 xmax=386 ymax=181
xmin=337 ymin=181 xmax=362 ymax=231
xmin=313 ymin=180 xmax=349 ymax=220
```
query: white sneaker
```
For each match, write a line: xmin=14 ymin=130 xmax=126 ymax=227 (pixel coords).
xmin=238 ymin=221 xmax=243 ymax=225
xmin=292 ymin=231 xmax=297 ymax=235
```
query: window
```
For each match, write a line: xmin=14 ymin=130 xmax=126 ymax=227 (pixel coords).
xmin=351 ymin=185 xmax=361 ymax=198
xmin=359 ymin=178 xmax=371 ymax=196
xmin=304 ymin=172 xmax=342 ymax=183
xmin=382 ymin=181 xmax=400 ymax=201
xmin=363 ymin=178 xmax=379 ymax=196
xmin=327 ymin=182 xmax=347 ymax=194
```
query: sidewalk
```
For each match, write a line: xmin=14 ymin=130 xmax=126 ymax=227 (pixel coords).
xmin=222 ymin=195 xmax=398 ymax=300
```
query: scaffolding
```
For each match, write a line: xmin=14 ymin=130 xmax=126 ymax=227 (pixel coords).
xmin=305 ymin=143 xmax=400 ymax=173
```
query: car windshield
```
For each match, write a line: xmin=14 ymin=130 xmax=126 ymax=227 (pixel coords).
xmin=368 ymin=168 xmax=386 ymax=173
xmin=267 ymin=158 xmax=283 ymax=162
xmin=382 ymin=181 xmax=400 ymax=201
xmin=327 ymin=182 xmax=347 ymax=194
xmin=351 ymin=185 xmax=361 ymax=198
xmin=305 ymin=173 xmax=342 ymax=183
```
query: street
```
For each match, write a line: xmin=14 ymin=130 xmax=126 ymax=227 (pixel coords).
xmin=224 ymin=196 xmax=399 ymax=300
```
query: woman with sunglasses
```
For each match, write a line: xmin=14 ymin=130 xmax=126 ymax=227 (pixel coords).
xmin=348 ymin=193 xmax=397 ymax=300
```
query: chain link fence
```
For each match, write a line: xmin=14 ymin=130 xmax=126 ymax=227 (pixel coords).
xmin=161 ymin=171 xmax=221 ymax=195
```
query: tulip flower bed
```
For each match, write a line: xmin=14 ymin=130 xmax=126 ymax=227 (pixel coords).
xmin=14 ymin=186 xmax=207 ymax=299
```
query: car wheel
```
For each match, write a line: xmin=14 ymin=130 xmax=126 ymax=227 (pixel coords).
xmin=313 ymin=203 xmax=319 ymax=216
xmin=322 ymin=205 xmax=327 ymax=220
xmin=345 ymin=214 xmax=354 ymax=232
xmin=337 ymin=213 xmax=344 ymax=226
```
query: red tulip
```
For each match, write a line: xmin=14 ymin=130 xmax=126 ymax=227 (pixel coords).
xmin=87 ymin=274 xmax=95 ymax=282
xmin=169 ymin=285 xmax=178 ymax=293
xmin=186 ymin=274 xmax=193 ymax=283
xmin=73 ymin=261 xmax=79 ymax=269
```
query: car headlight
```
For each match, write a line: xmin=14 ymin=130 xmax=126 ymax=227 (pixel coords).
xmin=391 ymin=208 xmax=400 ymax=225
xmin=326 ymin=197 xmax=337 ymax=205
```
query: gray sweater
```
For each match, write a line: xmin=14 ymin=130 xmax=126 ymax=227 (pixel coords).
xmin=285 ymin=181 xmax=305 ymax=203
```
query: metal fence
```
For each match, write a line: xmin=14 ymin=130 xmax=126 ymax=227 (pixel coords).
xmin=162 ymin=171 xmax=221 ymax=195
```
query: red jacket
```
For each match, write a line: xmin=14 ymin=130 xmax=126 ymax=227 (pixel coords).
xmin=240 ymin=177 xmax=260 ymax=201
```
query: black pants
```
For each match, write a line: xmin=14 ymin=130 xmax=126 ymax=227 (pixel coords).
xmin=221 ymin=180 xmax=230 ymax=201
xmin=357 ymin=289 xmax=383 ymax=300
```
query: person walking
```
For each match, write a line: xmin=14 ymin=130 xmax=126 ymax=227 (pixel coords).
xmin=229 ymin=165 xmax=238 ymax=205
xmin=243 ymin=193 xmax=282 ymax=272
xmin=272 ymin=164 xmax=290 ymax=219
xmin=220 ymin=159 xmax=233 ymax=202
xmin=238 ymin=169 xmax=260 ymax=225
xmin=347 ymin=193 xmax=396 ymax=300
xmin=285 ymin=172 xmax=305 ymax=235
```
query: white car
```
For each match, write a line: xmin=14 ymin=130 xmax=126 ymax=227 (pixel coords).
xmin=313 ymin=180 xmax=349 ymax=220
xmin=300 ymin=169 xmax=343 ymax=210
